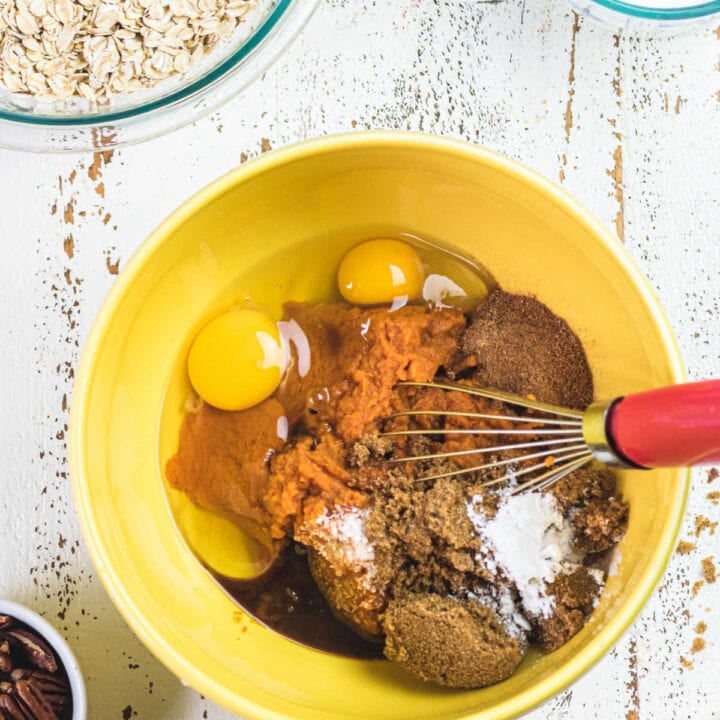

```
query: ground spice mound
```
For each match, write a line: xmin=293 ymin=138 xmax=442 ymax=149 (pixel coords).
xmin=460 ymin=290 xmax=593 ymax=409
xmin=383 ymin=593 xmax=525 ymax=688
xmin=676 ymin=541 xmax=697 ymax=555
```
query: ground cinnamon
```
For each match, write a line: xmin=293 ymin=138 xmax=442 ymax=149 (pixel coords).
xmin=460 ymin=290 xmax=593 ymax=409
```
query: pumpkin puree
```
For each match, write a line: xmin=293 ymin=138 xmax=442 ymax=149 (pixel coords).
xmin=166 ymin=302 xmax=465 ymax=545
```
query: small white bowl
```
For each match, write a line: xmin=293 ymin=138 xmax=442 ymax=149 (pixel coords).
xmin=0 ymin=599 xmax=86 ymax=720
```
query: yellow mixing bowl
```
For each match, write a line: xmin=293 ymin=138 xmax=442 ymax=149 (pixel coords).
xmin=69 ymin=133 xmax=688 ymax=720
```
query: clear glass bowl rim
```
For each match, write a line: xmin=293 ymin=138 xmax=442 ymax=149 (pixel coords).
xmin=0 ymin=0 xmax=293 ymax=127
xmin=588 ymin=0 xmax=720 ymax=18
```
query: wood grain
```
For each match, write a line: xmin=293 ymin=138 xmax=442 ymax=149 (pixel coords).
xmin=1 ymin=0 xmax=719 ymax=717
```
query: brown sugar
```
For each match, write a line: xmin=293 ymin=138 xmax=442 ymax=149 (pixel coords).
xmin=676 ymin=541 xmax=697 ymax=555
xmin=366 ymin=474 xmax=487 ymax=599
xmin=572 ymin=498 xmax=628 ymax=552
xmin=383 ymin=593 xmax=525 ymax=688
xmin=680 ymin=656 xmax=694 ymax=670
xmin=548 ymin=467 xmax=617 ymax=513
xmin=695 ymin=621 xmax=707 ymax=634
xmin=460 ymin=290 xmax=593 ymax=409
xmin=692 ymin=580 xmax=704 ymax=597
xmin=691 ymin=637 xmax=706 ymax=654
xmin=707 ymin=491 xmax=720 ymax=505
xmin=701 ymin=557 xmax=717 ymax=584
xmin=534 ymin=567 xmax=601 ymax=653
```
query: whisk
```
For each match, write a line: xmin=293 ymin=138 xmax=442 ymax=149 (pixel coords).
xmin=380 ymin=379 xmax=720 ymax=493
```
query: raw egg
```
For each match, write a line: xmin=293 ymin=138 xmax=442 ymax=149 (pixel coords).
xmin=338 ymin=239 xmax=424 ymax=305
xmin=188 ymin=309 xmax=284 ymax=411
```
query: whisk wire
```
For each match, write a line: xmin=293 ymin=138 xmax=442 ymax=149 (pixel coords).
xmin=379 ymin=427 xmax=581 ymax=437
xmin=396 ymin=381 xmax=584 ymax=420
xmin=387 ymin=409 xmax=583 ymax=427
xmin=510 ymin=455 xmax=593 ymax=495
xmin=385 ymin=381 xmax=595 ymax=493
xmin=415 ymin=447 xmax=592 ymax=485
xmin=387 ymin=435 xmax=584 ymax=464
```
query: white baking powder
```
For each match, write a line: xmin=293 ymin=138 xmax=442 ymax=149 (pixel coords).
xmin=467 ymin=492 xmax=588 ymax=618
xmin=467 ymin=585 xmax=533 ymax=641
xmin=311 ymin=506 xmax=378 ymax=589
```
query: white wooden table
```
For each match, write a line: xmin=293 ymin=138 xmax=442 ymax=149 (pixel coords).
xmin=1 ymin=0 xmax=719 ymax=717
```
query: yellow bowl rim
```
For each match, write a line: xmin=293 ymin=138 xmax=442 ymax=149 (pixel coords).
xmin=69 ymin=131 xmax=690 ymax=720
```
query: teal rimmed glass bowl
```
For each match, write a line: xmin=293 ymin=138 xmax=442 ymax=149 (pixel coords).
xmin=0 ymin=0 xmax=319 ymax=153
xmin=568 ymin=0 xmax=720 ymax=29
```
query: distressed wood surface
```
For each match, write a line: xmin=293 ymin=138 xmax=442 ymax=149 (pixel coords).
xmin=1 ymin=0 xmax=719 ymax=717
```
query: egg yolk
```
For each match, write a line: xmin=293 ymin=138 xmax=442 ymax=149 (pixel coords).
xmin=188 ymin=309 xmax=284 ymax=411
xmin=338 ymin=239 xmax=424 ymax=306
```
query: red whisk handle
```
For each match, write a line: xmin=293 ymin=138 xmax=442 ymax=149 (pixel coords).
xmin=607 ymin=380 xmax=720 ymax=468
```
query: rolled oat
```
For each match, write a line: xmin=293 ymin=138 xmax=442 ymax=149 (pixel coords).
xmin=0 ymin=0 xmax=259 ymax=103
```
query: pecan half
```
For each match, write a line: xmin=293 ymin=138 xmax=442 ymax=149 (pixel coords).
xmin=24 ymin=673 xmax=68 ymax=693
xmin=0 ymin=693 xmax=33 ymax=720
xmin=13 ymin=680 xmax=58 ymax=720
xmin=0 ymin=617 xmax=72 ymax=719
xmin=26 ymin=674 xmax=70 ymax=714
xmin=4 ymin=632 xmax=57 ymax=674
xmin=7 ymin=672 xmax=31 ymax=684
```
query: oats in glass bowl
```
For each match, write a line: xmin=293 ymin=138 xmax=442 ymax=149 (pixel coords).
xmin=0 ymin=0 xmax=261 ymax=103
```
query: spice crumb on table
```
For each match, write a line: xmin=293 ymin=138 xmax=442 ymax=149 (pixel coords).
xmin=701 ymin=557 xmax=716 ymax=584
xmin=676 ymin=541 xmax=696 ymax=554
xmin=694 ymin=515 xmax=718 ymax=537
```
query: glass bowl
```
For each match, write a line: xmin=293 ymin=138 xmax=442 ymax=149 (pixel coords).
xmin=0 ymin=0 xmax=319 ymax=153
xmin=567 ymin=0 xmax=720 ymax=30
